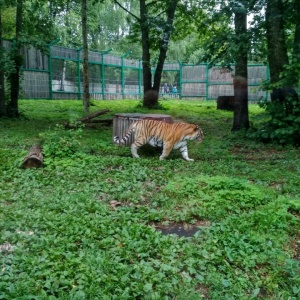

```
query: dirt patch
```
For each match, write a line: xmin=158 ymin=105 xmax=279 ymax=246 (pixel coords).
xmin=1 ymin=201 xmax=13 ymax=206
xmin=288 ymin=209 xmax=300 ymax=261
xmin=195 ymin=283 xmax=211 ymax=299
xmin=230 ymin=145 xmax=285 ymax=161
xmin=152 ymin=220 xmax=210 ymax=237
xmin=293 ymin=241 xmax=300 ymax=260
xmin=0 ymin=243 xmax=15 ymax=253
xmin=291 ymin=238 xmax=300 ymax=261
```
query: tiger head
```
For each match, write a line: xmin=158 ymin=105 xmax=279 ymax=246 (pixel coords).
xmin=184 ymin=124 xmax=204 ymax=143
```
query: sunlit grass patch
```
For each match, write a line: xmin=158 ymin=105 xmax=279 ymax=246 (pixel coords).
xmin=0 ymin=99 xmax=299 ymax=299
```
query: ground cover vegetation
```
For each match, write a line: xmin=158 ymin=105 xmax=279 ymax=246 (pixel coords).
xmin=0 ymin=99 xmax=299 ymax=299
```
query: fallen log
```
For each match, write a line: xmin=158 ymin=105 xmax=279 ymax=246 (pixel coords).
xmin=21 ymin=145 xmax=43 ymax=169
xmin=79 ymin=109 xmax=110 ymax=123
xmin=88 ymin=119 xmax=113 ymax=125
xmin=64 ymin=109 xmax=111 ymax=129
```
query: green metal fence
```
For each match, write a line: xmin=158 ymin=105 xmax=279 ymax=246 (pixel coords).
xmin=2 ymin=39 xmax=270 ymax=101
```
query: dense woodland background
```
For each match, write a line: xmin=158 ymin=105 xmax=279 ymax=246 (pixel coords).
xmin=0 ymin=0 xmax=300 ymax=144
xmin=1 ymin=99 xmax=300 ymax=299
xmin=0 ymin=2 xmax=300 ymax=298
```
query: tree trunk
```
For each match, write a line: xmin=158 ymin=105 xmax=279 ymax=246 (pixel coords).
xmin=141 ymin=0 xmax=178 ymax=108
xmin=8 ymin=0 xmax=23 ymax=117
xmin=152 ymin=0 xmax=178 ymax=92
xmin=81 ymin=0 xmax=90 ymax=113
xmin=115 ymin=0 xmax=178 ymax=108
xmin=292 ymin=0 xmax=300 ymax=87
xmin=140 ymin=0 xmax=153 ymax=107
xmin=232 ymin=11 xmax=249 ymax=131
xmin=0 ymin=8 xmax=6 ymax=117
xmin=266 ymin=0 xmax=289 ymax=102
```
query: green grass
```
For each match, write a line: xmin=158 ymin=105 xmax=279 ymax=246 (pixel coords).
xmin=0 ymin=99 xmax=299 ymax=299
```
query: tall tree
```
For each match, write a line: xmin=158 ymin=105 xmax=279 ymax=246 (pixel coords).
xmin=265 ymin=0 xmax=288 ymax=100
xmin=291 ymin=0 xmax=300 ymax=87
xmin=262 ymin=0 xmax=300 ymax=144
xmin=293 ymin=0 xmax=300 ymax=57
xmin=152 ymin=0 xmax=178 ymax=93
xmin=232 ymin=5 xmax=249 ymax=131
xmin=81 ymin=0 xmax=90 ymax=113
xmin=196 ymin=0 xmax=251 ymax=130
xmin=115 ymin=0 xmax=179 ymax=108
xmin=7 ymin=0 xmax=23 ymax=117
xmin=1 ymin=0 xmax=65 ymax=117
xmin=0 ymin=3 xmax=6 ymax=117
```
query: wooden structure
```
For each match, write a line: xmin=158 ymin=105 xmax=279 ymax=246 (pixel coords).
xmin=217 ymin=96 xmax=235 ymax=111
xmin=113 ymin=113 xmax=173 ymax=146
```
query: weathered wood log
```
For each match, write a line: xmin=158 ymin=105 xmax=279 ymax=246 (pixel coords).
xmin=21 ymin=145 xmax=43 ymax=169
xmin=64 ymin=109 xmax=111 ymax=129
xmin=79 ymin=109 xmax=110 ymax=123
xmin=88 ymin=119 xmax=113 ymax=125
xmin=64 ymin=119 xmax=113 ymax=129
xmin=217 ymin=96 xmax=235 ymax=111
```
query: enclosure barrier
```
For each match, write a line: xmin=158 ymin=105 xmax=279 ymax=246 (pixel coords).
xmin=2 ymin=39 xmax=271 ymax=101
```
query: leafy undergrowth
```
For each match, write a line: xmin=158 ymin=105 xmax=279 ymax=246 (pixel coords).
xmin=0 ymin=99 xmax=299 ymax=299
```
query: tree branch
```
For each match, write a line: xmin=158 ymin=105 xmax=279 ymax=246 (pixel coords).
xmin=114 ymin=0 xmax=140 ymax=21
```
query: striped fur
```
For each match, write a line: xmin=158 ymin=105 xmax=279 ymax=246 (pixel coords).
xmin=114 ymin=119 xmax=204 ymax=161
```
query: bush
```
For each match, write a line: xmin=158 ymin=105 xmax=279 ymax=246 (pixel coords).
xmin=251 ymin=94 xmax=300 ymax=145
xmin=39 ymin=124 xmax=83 ymax=165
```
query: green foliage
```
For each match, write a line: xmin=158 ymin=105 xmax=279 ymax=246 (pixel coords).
xmin=163 ymin=175 xmax=272 ymax=221
xmin=254 ymin=54 xmax=300 ymax=144
xmin=0 ymin=100 xmax=299 ymax=299
xmin=251 ymin=92 xmax=300 ymax=145
xmin=250 ymin=59 xmax=300 ymax=146
xmin=39 ymin=124 xmax=83 ymax=165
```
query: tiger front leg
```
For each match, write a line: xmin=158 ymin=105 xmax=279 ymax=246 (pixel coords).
xmin=180 ymin=144 xmax=194 ymax=161
xmin=159 ymin=143 xmax=173 ymax=160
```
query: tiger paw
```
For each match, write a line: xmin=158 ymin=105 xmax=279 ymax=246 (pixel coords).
xmin=185 ymin=158 xmax=194 ymax=161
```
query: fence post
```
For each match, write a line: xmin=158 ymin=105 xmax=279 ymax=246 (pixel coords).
xmin=121 ymin=50 xmax=132 ymax=99
xmin=101 ymin=48 xmax=112 ymax=100
xmin=138 ymin=59 xmax=142 ymax=98
xmin=77 ymin=47 xmax=83 ymax=100
xmin=48 ymin=38 xmax=60 ymax=100
xmin=205 ymin=63 xmax=209 ymax=100
xmin=266 ymin=64 xmax=270 ymax=101
xmin=178 ymin=60 xmax=182 ymax=99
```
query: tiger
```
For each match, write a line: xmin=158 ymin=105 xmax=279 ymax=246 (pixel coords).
xmin=113 ymin=119 xmax=204 ymax=161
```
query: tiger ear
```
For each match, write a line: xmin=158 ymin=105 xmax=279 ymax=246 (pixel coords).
xmin=194 ymin=125 xmax=199 ymax=131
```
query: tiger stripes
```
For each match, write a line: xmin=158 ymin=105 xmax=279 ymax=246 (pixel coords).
xmin=114 ymin=119 xmax=204 ymax=161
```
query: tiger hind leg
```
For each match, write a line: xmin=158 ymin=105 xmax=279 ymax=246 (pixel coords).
xmin=130 ymin=143 xmax=140 ymax=158
xmin=131 ymin=139 xmax=145 ymax=158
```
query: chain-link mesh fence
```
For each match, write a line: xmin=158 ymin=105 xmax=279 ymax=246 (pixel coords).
xmin=2 ymin=40 xmax=273 ymax=101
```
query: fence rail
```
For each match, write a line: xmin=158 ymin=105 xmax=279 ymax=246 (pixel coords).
xmin=2 ymin=40 xmax=270 ymax=101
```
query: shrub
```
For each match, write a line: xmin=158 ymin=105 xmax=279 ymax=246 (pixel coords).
xmin=39 ymin=124 xmax=83 ymax=165
xmin=252 ymin=95 xmax=300 ymax=145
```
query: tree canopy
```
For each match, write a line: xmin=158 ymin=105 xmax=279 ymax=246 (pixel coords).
xmin=0 ymin=0 xmax=299 ymax=143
